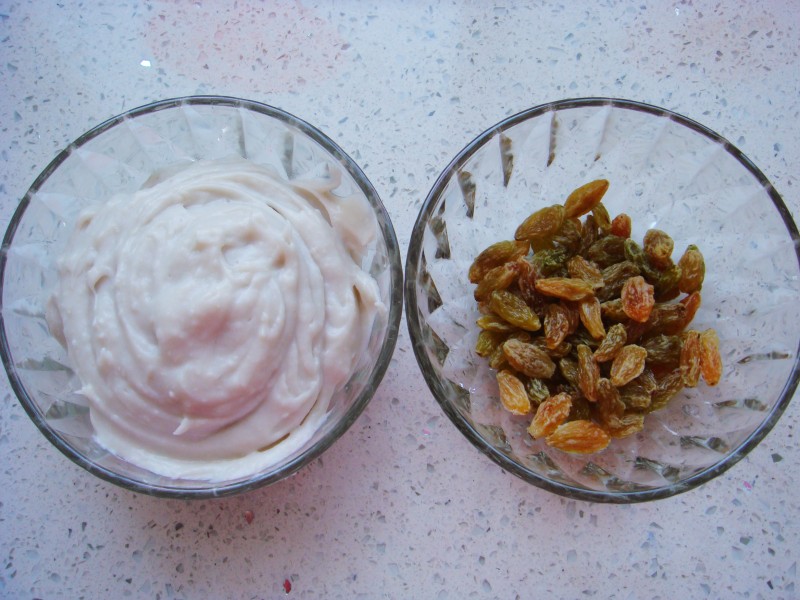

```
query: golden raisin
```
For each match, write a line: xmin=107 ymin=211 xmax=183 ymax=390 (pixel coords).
xmin=515 ymin=204 xmax=565 ymax=242
xmin=545 ymin=420 xmax=610 ymax=454
xmin=677 ymin=244 xmax=705 ymax=293
xmin=544 ymin=303 xmax=571 ymax=350
xmin=563 ymin=179 xmax=610 ymax=218
xmin=606 ymin=413 xmax=645 ymax=439
xmin=528 ymin=392 xmax=572 ymax=438
xmin=680 ymin=330 xmax=701 ymax=387
xmin=610 ymin=344 xmax=647 ymax=387
xmin=649 ymin=370 xmax=683 ymax=412
xmin=502 ymin=338 xmax=556 ymax=378
xmin=535 ymin=277 xmax=595 ymax=301
xmin=594 ymin=323 xmax=627 ymax=362
xmin=699 ymin=329 xmax=722 ymax=386
xmin=596 ymin=378 xmax=625 ymax=428
xmin=474 ymin=261 xmax=519 ymax=301
xmin=600 ymin=298 xmax=627 ymax=322
xmin=567 ymin=255 xmax=604 ymax=289
xmin=577 ymin=344 xmax=600 ymax=402
xmin=619 ymin=380 xmax=652 ymax=410
xmin=476 ymin=314 xmax=517 ymax=333
xmin=489 ymin=290 xmax=541 ymax=331
xmin=469 ymin=240 xmax=529 ymax=283
xmin=592 ymin=202 xmax=612 ymax=235
xmin=679 ymin=291 xmax=702 ymax=327
xmin=552 ymin=217 xmax=584 ymax=254
xmin=497 ymin=370 xmax=532 ymax=415
xmin=475 ymin=330 xmax=505 ymax=357
xmin=488 ymin=343 xmax=508 ymax=370
xmin=643 ymin=229 xmax=675 ymax=270
xmin=610 ymin=213 xmax=632 ymax=238
xmin=525 ymin=377 xmax=551 ymax=406
xmin=515 ymin=257 xmax=547 ymax=313
xmin=578 ymin=296 xmax=606 ymax=340
xmin=621 ymin=275 xmax=655 ymax=323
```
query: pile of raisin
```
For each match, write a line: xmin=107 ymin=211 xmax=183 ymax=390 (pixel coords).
xmin=470 ymin=180 xmax=723 ymax=455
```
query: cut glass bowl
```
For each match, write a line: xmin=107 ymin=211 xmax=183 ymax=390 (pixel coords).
xmin=405 ymin=98 xmax=800 ymax=502
xmin=1 ymin=96 xmax=402 ymax=498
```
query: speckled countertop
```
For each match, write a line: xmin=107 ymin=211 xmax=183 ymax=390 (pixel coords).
xmin=1 ymin=1 xmax=798 ymax=599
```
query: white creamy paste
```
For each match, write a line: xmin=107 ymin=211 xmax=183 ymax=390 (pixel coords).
xmin=47 ymin=157 xmax=384 ymax=481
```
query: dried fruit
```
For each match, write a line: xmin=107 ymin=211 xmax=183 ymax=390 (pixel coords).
xmin=592 ymin=202 xmax=612 ymax=235
xmin=567 ymin=255 xmax=604 ymax=289
xmin=610 ymin=344 xmax=647 ymax=387
xmin=623 ymin=238 xmax=645 ymax=265
xmin=528 ymin=393 xmax=572 ymax=438
xmin=598 ymin=260 xmax=641 ymax=302
xmin=679 ymin=292 xmax=702 ymax=329
xmin=621 ymin=275 xmax=655 ymax=323
xmin=515 ymin=257 xmax=547 ymax=313
xmin=545 ymin=420 xmax=610 ymax=454
xmin=563 ymin=301 xmax=582 ymax=333
xmin=647 ymin=302 xmax=687 ymax=336
xmin=515 ymin=204 xmax=565 ymax=242
xmin=577 ymin=344 xmax=600 ymax=402
xmin=600 ymin=298 xmax=628 ymax=322
xmin=680 ymin=330 xmax=702 ymax=387
xmin=535 ymin=277 xmax=594 ymax=301
xmin=651 ymin=263 xmax=682 ymax=302
xmin=643 ymin=229 xmax=674 ymax=270
xmin=469 ymin=240 xmax=528 ymax=283
xmin=544 ymin=303 xmax=571 ymax=350
xmin=497 ymin=370 xmax=532 ymax=415
xmin=642 ymin=334 xmax=682 ymax=367
xmin=623 ymin=320 xmax=650 ymax=344
xmin=699 ymin=329 xmax=722 ymax=386
xmin=638 ymin=368 xmax=657 ymax=393
xmin=533 ymin=336 xmax=573 ymax=358
xmin=579 ymin=214 xmax=599 ymax=255
xmin=488 ymin=343 xmax=508 ymax=370
xmin=567 ymin=396 xmax=593 ymax=421
xmin=558 ymin=356 xmax=580 ymax=388
xmin=594 ymin=323 xmax=627 ymax=362
xmin=610 ymin=213 xmax=632 ymax=238
xmin=531 ymin=247 xmax=570 ymax=277
xmin=585 ymin=235 xmax=626 ymax=268
xmin=552 ymin=217 xmax=584 ymax=254
xmin=476 ymin=314 xmax=517 ymax=333
xmin=475 ymin=330 xmax=505 ymax=357
xmin=474 ymin=261 xmax=518 ymax=301
xmin=649 ymin=370 xmax=683 ymax=412
xmin=489 ymin=290 xmax=541 ymax=331
xmin=596 ymin=378 xmax=625 ymax=426
xmin=619 ymin=380 xmax=652 ymax=410
xmin=563 ymin=179 xmax=609 ymax=218
xmin=606 ymin=413 xmax=645 ymax=439
xmin=677 ymin=244 xmax=705 ymax=293
xmin=502 ymin=338 xmax=556 ymax=378
xmin=470 ymin=179 xmax=722 ymax=455
xmin=525 ymin=377 xmax=551 ymax=406
xmin=578 ymin=296 xmax=606 ymax=340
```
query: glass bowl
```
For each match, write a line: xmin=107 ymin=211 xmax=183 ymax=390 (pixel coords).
xmin=0 ymin=96 xmax=402 ymax=498
xmin=405 ymin=98 xmax=800 ymax=503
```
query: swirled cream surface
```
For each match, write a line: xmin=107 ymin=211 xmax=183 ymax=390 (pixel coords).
xmin=47 ymin=157 xmax=384 ymax=481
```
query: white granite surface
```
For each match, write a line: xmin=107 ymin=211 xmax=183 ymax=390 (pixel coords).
xmin=1 ymin=1 xmax=798 ymax=598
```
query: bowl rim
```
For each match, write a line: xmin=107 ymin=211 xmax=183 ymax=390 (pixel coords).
xmin=404 ymin=96 xmax=800 ymax=503
xmin=0 ymin=95 xmax=404 ymax=499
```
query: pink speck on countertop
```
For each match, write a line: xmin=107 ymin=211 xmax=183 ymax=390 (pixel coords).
xmin=743 ymin=480 xmax=753 ymax=491
xmin=283 ymin=578 xmax=292 ymax=594
xmin=244 ymin=510 xmax=254 ymax=524
xmin=422 ymin=428 xmax=431 ymax=436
